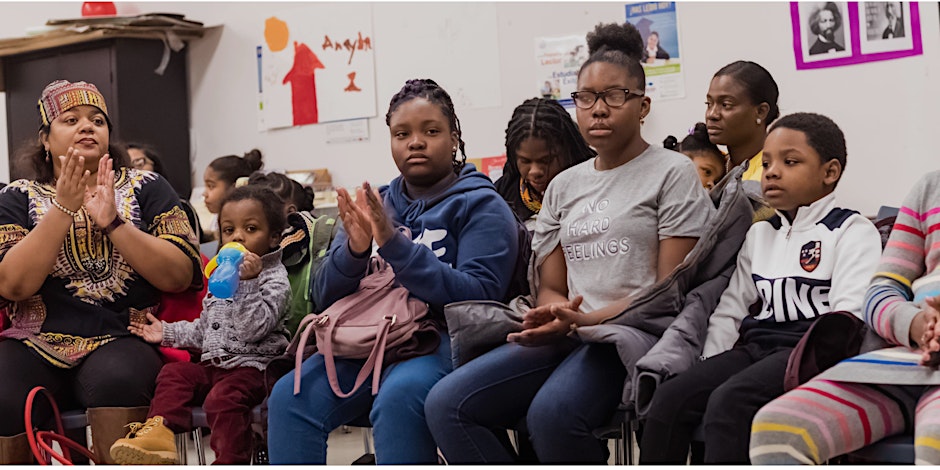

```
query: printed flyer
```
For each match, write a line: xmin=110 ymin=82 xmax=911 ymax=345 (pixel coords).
xmin=534 ymin=35 xmax=589 ymax=109
xmin=626 ymin=2 xmax=686 ymax=101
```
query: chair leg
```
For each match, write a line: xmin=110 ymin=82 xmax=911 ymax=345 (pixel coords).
xmin=175 ymin=433 xmax=188 ymax=465
xmin=361 ymin=427 xmax=373 ymax=454
xmin=623 ymin=418 xmax=634 ymax=465
xmin=192 ymin=429 xmax=206 ymax=465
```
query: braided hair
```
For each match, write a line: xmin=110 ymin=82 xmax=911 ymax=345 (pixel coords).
xmin=385 ymin=79 xmax=467 ymax=173
xmin=580 ymin=22 xmax=646 ymax=88
xmin=503 ymin=98 xmax=595 ymax=185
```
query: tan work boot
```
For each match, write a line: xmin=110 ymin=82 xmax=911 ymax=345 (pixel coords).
xmin=0 ymin=432 xmax=34 ymax=464
xmin=109 ymin=416 xmax=179 ymax=465
xmin=86 ymin=406 xmax=150 ymax=464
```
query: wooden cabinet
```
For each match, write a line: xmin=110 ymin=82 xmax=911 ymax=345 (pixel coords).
xmin=3 ymin=37 xmax=192 ymax=196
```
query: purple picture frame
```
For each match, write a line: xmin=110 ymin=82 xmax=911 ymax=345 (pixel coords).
xmin=791 ymin=1 xmax=922 ymax=70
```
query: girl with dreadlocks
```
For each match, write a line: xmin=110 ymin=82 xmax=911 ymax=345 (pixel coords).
xmin=266 ymin=79 xmax=520 ymax=464
xmin=425 ymin=22 xmax=712 ymax=464
xmin=493 ymin=98 xmax=595 ymax=230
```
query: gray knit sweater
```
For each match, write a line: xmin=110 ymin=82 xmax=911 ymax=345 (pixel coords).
xmin=162 ymin=248 xmax=290 ymax=370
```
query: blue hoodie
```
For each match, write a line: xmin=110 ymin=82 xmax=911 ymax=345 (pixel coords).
xmin=313 ymin=164 xmax=520 ymax=315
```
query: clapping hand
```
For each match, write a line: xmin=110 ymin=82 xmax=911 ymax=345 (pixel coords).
xmin=361 ymin=182 xmax=396 ymax=247
xmin=337 ymin=186 xmax=373 ymax=256
xmin=54 ymin=147 xmax=89 ymax=214
xmin=83 ymin=155 xmax=118 ymax=228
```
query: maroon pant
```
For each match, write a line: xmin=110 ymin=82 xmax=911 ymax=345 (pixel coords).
xmin=149 ymin=362 xmax=265 ymax=464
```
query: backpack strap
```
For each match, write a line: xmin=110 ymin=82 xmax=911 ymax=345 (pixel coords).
xmin=295 ymin=212 xmax=319 ymax=310
xmin=305 ymin=216 xmax=338 ymax=312
xmin=318 ymin=314 xmax=394 ymax=398
xmin=291 ymin=311 xmax=394 ymax=398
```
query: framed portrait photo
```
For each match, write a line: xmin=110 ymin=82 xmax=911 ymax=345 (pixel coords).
xmin=790 ymin=1 xmax=922 ymax=70
xmin=859 ymin=2 xmax=914 ymax=54
xmin=797 ymin=2 xmax=853 ymax=63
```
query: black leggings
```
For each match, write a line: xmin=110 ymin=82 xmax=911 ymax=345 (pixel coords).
xmin=0 ymin=336 xmax=162 ymax=435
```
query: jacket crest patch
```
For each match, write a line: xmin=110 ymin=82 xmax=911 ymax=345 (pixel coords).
xmin=800 ymin=240 xmax=822 ymax=272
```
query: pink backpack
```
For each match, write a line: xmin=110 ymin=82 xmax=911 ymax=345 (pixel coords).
xmin=292 ymin=256 xmax=428 ymax=398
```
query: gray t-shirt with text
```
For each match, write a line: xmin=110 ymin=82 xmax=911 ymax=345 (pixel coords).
xmin=532 ymin=145 xmax=713 ymax=313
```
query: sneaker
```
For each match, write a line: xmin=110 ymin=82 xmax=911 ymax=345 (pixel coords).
xmin=109 ymin=416 xmax=179 ymax=465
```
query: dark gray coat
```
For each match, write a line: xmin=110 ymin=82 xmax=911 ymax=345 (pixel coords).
xmin=574 ymin=165 xmax=757 ymax=414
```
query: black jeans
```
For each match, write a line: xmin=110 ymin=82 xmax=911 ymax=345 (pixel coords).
xmin=639 ymin=341 xmax=792 ymax=464
xmin=0 ymin=336 xmax=162 ymax=435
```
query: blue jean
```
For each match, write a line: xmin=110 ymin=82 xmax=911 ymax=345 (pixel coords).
xmin=267 ymin=331 xmax=452 ymax=464
xmin=426 ymin=332 xmax=649 ymax=464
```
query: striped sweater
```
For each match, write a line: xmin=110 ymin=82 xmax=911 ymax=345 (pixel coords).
xmin=867 ymin=171 xmax=940 ymax=348
xmin=818 ymin=170 xmax=940 ymax=385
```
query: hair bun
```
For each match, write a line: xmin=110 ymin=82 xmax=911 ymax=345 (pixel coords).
xmin=242 ymin=148 xmax=264 ymax=172
xmin=586 ymin=22 xmax=643 ymax=62
xmin=663 ymin=135 xmax=678 ymax=151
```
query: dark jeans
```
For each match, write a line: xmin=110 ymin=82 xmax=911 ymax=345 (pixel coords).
xmin=427 ymin=327 xmax=656 ymax=464
xmin=0 ymin=336 xmax=162 ymax=435
xmin=639 ymin=341 xmax=792 ymax=464
xmin=268 ymin=331 xmax=453 ymax=464
xmin=149 ymin=362 xmax=266 ymax=464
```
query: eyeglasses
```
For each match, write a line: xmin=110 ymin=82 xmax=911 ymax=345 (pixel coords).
xmin=132 ymin=157 xmax=152 ymax=169
xmin=570 ymin=88 xmax=645 ymax=109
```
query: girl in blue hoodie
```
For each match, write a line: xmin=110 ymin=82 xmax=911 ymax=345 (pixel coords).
xmin=266 ymin=79 xmax=521 ymax=464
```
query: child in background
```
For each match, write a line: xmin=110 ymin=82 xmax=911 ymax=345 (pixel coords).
xmin=493 ymin=97 xmax=595 ymax=230
xmin=248 ymin=170 xmax=337 ymax=335
xmin=680 ymin=122 xmax=727 ymax=190
xmin=639 ymin=112 xmax=882 ymax=464
xmin=110 ymin=185 xmax=290 ymax=465
xmin=127 ymin=142 xmax=165 ymax=174
xmin=201 ymin=149 xmax=264 ymax=241
xmin=247 ymin=170 xmax=315 ymax=216
xmin=663 ymin=123 xmax=728 ymax=190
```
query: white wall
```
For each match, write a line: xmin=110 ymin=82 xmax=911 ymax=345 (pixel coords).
xmin=1 ymin=2 xmax=936 ymax=215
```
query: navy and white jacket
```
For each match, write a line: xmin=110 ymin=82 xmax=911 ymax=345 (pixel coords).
xmin=702 ymin=193 xmax=882 ymax=358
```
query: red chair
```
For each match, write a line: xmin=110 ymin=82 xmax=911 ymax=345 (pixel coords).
xmin=155 ymin=253 xmax=209 ymax=363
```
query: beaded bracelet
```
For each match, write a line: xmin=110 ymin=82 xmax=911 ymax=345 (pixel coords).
xmin=51 ymin=198 xmax=79 ymax=218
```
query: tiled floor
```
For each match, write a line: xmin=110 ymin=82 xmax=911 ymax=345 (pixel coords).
xmin=76 ymin=425 xmax=624 ymax=465
xmin=181 ymin=428 xmax=627 ymax=465
xmin=176 ymin=426 xmax=372 ymax=465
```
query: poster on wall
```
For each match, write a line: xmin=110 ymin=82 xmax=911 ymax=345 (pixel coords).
xmin=790 ymin=2 xmax=922 ymax=70
xmin=257 ymin=4 xmax=376 ymax=131
xmin=466 ymin=155 xmax=508 ymax=181
xmin=625 ymin=2 xmax=686 ymax=101
xmin=534 ymin=35 xmax=589 ymax=109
